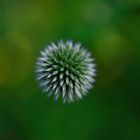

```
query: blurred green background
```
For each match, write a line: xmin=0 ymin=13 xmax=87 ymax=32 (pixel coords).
xmin=0 ymin=0 xmax=140 ymax=140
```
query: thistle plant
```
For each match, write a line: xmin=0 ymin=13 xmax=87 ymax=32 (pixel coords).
xmin=35 ymin=40 xmax=96 ymax=103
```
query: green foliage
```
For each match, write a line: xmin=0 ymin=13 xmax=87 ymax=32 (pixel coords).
xmin=0 ymin=0 xmax=140 ymax=140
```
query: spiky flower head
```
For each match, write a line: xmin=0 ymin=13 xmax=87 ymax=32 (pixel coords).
xmin=35 ymin=40 xmax=96 ymax=103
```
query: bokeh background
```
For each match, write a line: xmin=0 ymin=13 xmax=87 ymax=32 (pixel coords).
xmin=0 ymin=0 xmax=140 ymax=140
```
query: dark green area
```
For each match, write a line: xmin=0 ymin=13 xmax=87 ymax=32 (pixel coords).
xmin=0 ymin=0 xmax=140 ymax=140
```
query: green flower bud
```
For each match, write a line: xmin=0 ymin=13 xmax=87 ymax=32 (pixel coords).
xmin=35 ymin=40 xmax=96 ymax=103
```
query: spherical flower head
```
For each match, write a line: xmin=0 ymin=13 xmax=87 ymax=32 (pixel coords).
xmin=35 ymin=40 xmax=96 ymax=103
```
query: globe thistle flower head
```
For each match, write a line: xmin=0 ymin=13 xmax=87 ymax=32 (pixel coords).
xmin=35 ymin=40 xmax=96 ymax=103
